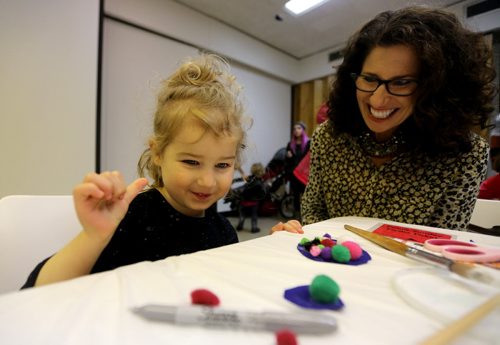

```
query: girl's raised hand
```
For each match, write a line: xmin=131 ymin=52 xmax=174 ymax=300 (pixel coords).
xmin=73 ymin=171 xmax=148 ymax=241
xmin=270 ymin=219 xmax=304 ymax=235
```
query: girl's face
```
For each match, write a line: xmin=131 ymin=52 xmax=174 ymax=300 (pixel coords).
xmin=293 ymin=125 xmax=303 ymax=138
xmin=356 ymin=45 xmax=419 ymax=141
xmin=154 ymin=118 xmax=238 ymax=217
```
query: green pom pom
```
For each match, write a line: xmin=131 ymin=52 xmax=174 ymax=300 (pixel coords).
xmin=299 ymin=237 xmax=310 ymax=245
xmin=308 ymin=275 xmax=340 ymax=303
xmin=331 ymin=244 xmax=351 ymax=263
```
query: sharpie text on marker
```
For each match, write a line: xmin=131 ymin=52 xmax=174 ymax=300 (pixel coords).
xmin=132 ymin=304 xmax=337 ymax=334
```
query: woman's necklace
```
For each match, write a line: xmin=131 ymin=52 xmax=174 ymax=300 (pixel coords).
xmin=357 ymin=131 xmax=405 ymax=158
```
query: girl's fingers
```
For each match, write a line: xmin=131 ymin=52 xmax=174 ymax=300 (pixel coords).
xmin=287 ymin=219 xmax=302 ymax=228
xmin=107 ymin=171 xmax=126 ymax=200
xmin=81 ymin=171 xmax=126 ymax=200
xmin=123 ymin=178 xmax=149 ymax=204
xmin=270 ymin=220 xmax=304 ymax=234
xmin=270 ymin=222 xmax=284 ymax=232
xmin=73 ymin=182 xmax=105 ymax=200
xmin=285 ymin=220 xmax=304 ymax=233
xmin=76 ymin=172 xmax=147 ymax=208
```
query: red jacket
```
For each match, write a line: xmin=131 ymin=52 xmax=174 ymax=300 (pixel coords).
xmin=478 ymin=173 xmax=500 ymax=200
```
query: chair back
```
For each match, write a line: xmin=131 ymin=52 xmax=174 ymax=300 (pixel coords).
xmin=0 ymin=195 xmax=80 ymax=294
xmin=468 ymin=199 xmax=500 ymax=236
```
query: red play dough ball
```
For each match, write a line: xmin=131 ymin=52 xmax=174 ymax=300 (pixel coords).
xmin=190 ymin=289 xmax=220 ymax=306
xmin=276 ymin=329 xmax=298 ymax=345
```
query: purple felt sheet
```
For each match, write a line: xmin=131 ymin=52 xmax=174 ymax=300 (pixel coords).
xmin=284 ymin=285 xmax=344 ymax=310
xmin=297 ymin=244 xmax=371 ymax=265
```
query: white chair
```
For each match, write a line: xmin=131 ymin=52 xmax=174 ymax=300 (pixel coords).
xmin=0 ymin=195 xmax=81 ymax=294
xmin=468 ymin=199 xmax=500 ymax=236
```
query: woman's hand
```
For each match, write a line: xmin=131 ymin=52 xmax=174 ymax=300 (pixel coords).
xmin=270 ymin=219 xmax=304 ymax=234
xmin=73 ymin=171 xmax=148 ymax=241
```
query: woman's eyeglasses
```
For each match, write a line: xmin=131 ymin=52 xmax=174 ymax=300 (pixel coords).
xmin=351 ymin=73 xmax=418 ymax=96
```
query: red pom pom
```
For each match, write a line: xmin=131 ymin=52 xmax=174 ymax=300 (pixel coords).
xmin=276 ymin=329 xmax=298 ymax=345
xmin=321 ymin=238 xmax=335 ymax=247
xmin=190 ymin=289 xmax=220 ymax=306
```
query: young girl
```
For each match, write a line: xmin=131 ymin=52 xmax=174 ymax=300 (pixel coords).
xmin=23 ymin=55 xmax=302 ymax=288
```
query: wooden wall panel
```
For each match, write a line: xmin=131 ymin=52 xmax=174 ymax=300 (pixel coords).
xmin=292 ymin=74 xmax=334 ymax=135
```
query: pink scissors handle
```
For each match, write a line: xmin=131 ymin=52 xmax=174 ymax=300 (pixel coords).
xmin=424 ymin=239 xmax=500 ymax=263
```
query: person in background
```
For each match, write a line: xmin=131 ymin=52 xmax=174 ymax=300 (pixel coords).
xmin=236 ymin=162 xmax=266 ymax=233
xmin=315 ymin=103 xmax=329 ymax=125
xmin=23 ymin=55 xmax=303 ymax=288
xmin=292 ymin=104 xmax=330 ymax=186
xmin=478 ymin=148 xmax=500 ymax=200
xmin=285 ymin=121 xmax=310 ymax=217
xmin=300 ymin=7 xmax=496 ymax=231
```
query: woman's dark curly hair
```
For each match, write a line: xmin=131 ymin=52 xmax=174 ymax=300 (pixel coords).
xmin=328 ymin=6 xmax=497 ymax=155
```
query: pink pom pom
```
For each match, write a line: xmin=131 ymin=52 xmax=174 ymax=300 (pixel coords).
xmin=342 ymin=241 xmax=363 ymax=260
xmin=191 ymin=289 xmax=220 ymax=306
xmin=276 ymin=329 xmax=298 ymax=345
xmin=309 ymin=245 xmax=322 ymax=257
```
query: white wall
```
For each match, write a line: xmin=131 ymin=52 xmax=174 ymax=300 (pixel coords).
xmin=466 ymin=8 xmax=500 ymax=33
xmin=0 ymin=0 xmax=99 ymax=198
xmin=300 ymin=1 xmax=500 ymax=83
xmin=101 ymin=2 xmax=294 ymax=212
xmin=2 ymin=0 xmax=497 ymax=199
xmin=101 ymin=17 xmax=291 ymax=200
xmin=104 ymin=0 xmax=301 ymax=83
xmin=447 ymin=0 xmax=500 ymax=32
xmin=230 ymin=64 xmax=291 ymax=171
xmin=101 ymin=18 xmax=198 ymax=182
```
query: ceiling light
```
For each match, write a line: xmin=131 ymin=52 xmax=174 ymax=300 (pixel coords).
xmin=284 ymin=0 xmax=329 ymax=16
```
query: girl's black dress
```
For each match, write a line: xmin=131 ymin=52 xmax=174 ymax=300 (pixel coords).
xmin=22 ymin=188 xmax=238 ymax=288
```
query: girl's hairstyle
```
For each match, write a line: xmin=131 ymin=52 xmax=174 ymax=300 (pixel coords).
xmin=290 ymin=122 xmax=310 ymax=154
xmin=138 ymin=54 xmax=249 ymax=187
xmin=250 ymin=162 xmax=265 ymax=178
xmin=328 ymin=6 xmax=497 ymax=155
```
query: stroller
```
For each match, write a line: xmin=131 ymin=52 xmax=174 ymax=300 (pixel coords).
xmin=224 ymin=148 xmax=295 ymax=219
xmin=262 ymin=148 xmax=295 ymax=219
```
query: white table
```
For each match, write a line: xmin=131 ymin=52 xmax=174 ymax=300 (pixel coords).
xmin=0 ymin=217 xmax=499 ymax=345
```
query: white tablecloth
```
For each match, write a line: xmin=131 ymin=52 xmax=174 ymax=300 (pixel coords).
xmin=0 ymin=217 xmax=499 ymax=345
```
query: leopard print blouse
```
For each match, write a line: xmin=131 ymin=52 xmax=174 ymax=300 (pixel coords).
xmin=301 ymin=122 xmax=488 ymax=230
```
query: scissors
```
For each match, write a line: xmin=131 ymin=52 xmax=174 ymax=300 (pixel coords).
xmin=424 ymin=239 xmax=500 ymax=263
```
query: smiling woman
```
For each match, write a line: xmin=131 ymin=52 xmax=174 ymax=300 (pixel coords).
xmin=300 ymin=6 xmax=497 ymax=231
xmin=354 ymin=44 xmax=419 ymax=142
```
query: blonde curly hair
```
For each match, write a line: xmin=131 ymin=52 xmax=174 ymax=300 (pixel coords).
xmin=137 ymin=54 xmax=250 ymax=188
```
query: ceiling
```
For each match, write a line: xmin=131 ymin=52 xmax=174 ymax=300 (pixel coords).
xmin=173 ymin=0 xmax=464 ymax=59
